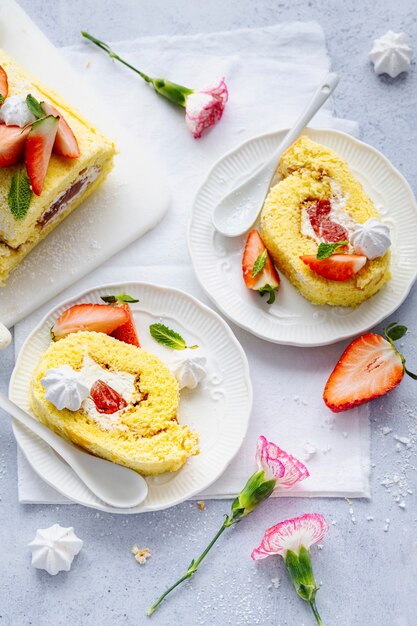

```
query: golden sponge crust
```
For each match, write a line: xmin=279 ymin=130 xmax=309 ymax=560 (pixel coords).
xmin=260 ymin=136 xmax=391 ymax=307
xmin=30 ymin=332 xmax=199 ymax=475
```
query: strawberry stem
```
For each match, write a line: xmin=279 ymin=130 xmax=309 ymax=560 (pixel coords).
xmin=383 ymin=323 xmax=417 ymax=379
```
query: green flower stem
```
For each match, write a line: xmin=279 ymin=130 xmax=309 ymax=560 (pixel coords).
xmin=147 ymin=515 xmax=236 ymax=616
xmin=309 ymin=599 xmax=325 ymax=626
xmin=81 ymin=31 xmax=193 ymax=107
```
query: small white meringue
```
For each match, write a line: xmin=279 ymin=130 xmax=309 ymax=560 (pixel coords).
xmin=41 ymin=365 xmax=90 ymax=411
xmin=0 ymin=95 xmax=37 ymax=127
xmin=369 ymin=31 xmax=413 ymax=78
xmin=350 ymin=218 xmax=391 ymax=259
xmin=28 ymin=524 xmax=83 ymax=575
xmin=170 ymin=348 xmax=207 ymax=390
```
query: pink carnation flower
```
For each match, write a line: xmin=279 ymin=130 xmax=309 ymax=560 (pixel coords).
xmin=256 ymin=435 xmax=310 ymax=488
xmin=185 ymin=78 xmax=228 ymax=139
xmin=251 ymin=513 xmax=329 ymax=561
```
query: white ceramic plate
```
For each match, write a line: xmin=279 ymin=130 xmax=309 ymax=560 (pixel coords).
xmin=188 ymin=128 xmax=417 ymax=346
xmin=0 ymin=1 xmax=170 ymax=328
xmin=9 ymin=282 xmax=252 ymax=514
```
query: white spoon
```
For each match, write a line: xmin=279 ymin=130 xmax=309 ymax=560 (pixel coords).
xmin=212 ymin=72 xmax=340 ymax=237
xmin=0 ymin=322 xmax=12 ymax=349
xmin=0 ymin=392 xmax=148 ymax=509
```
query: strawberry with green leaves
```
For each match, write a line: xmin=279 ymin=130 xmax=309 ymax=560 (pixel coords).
xmin=324 ymin=323 xmax=416 ymax=412
xmin=101 ymin=294 xmax=140 ymax=347
xmin=25 ymin=115 xmax=59 ymax=195
xmin=242 ymin=230 xmax=280 ymax=304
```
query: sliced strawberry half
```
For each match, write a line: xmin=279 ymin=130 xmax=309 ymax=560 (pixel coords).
xmin=51 ymin=303 xmax=129 ymax=340
xmin=242 ymin=230 xmax=280 ymax=304
xmin=41 ymin=101 xmax=80 ymax=158
xmin=0 ymin=125 xmax=30 ymax=167
xmin=111 ymin=303 xmax=140 ymax=347
xmin=25 ymin=115 xmax=59 ymax=195
xmin=324 ymin=323 xmax=416 ymax=412
xmin=0 ymin=65 xmax=8 ymax=104
xmin=300 ymin=254 xmax=367 ymax=282
xmin=90 ymin=380 xmax=127 ymax=414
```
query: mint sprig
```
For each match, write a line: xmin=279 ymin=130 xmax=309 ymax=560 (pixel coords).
xmin=316 ymin=240 xmax=348 ymax=260
xmin=149 ymin=323 xmax=197 ymax=350
xmin=8 ymin=170 xmax=31 ymax=220
xmin=252 ymin=250 xmax=267 ymax=278
xmin=101 ymin=294 xmax=139 ymax=304
xmin=26 ymin=94 xmax=44 ymax=119
xmin=0 ymin=95 xmax=4 ymax=105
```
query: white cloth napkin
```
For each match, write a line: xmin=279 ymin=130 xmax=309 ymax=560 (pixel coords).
xmin=15 ymin=22 xmax=370 ymax=503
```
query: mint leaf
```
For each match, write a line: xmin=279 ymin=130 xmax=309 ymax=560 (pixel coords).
xmin=252 ymin=250 xmax=267 ymax=278
xmin=0 ymin=95 xmax=4 ymax=105
xmin=101 ymin=293 xmax=139 ymax=304
xmin=8 ymin=170 xmax=31 ymax=220
xmin=150 ymin=323 xmax=196 ymax=350
xmin=317 ymin=240 xmax=348 ymax=260
xmin=384 ymin=323 xmax=408 ymax=342
xmin=26 ymin=94 xmax=44 ymax=119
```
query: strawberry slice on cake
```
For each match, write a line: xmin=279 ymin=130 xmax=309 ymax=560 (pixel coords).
xmin=242 ymin=229 xmax=280 ymax=304
xmin=51 ymin=303 xmax=129 ymax=340
xmin=324 ymin=323 xmax=417 ymax=412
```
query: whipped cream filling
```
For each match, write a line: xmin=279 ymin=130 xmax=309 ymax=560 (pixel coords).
xmin=80 ymin=355 xmax=138 ymax=429
xmin=301 ymin=179 xmax=356 ymax=245
xmin=38 ymin=166 xmax=101 ymax=228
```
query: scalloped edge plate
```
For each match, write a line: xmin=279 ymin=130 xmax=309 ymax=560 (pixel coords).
xmin=9 ymin=282 xmax=252 ymax=514
xmin=188 ymin=128 xmax=417 ymax=346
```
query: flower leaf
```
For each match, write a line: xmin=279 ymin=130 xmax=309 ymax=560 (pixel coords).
xmin=149 ymin=323 xmax=187 ymax=350
xmin=316 ymin=240 xmax=348 ymax=260
xmin=384 ymin=323 xmax=408 ymax=342
xmin=8 ymin=170 xmax=31 ymax=220
xmin=252 ymin=249 xmax=267 ymax=277
xmin=26 ymin=94 xmax=44 ymax=119
xmin=101 ymin=293 xmax=139 ymax=304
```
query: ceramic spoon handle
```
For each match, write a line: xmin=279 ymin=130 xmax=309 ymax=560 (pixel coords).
xmin=0 ymin=322 xmax=12 ymax=350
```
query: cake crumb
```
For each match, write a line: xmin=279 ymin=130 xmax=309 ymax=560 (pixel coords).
xmin=380 ymin=426 xmax=392 ymax=435
xmin=197 ymin=500 xmax=205 ymax=511
xmin=131 ymin=545 xmax=151 ymax=564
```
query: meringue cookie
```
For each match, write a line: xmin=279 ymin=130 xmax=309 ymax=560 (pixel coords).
xmin=369 ymin=31 xmax=413 ymax=78
xmin=28 ymin=524 xmax=83 ymax=575
xmin=350 ymin=218 xmax=391 ymax=259
xmin=41 ymin=365 xmax=90 ymax=411
xmin=171 ymin=348 xmax=207 ymax=390
xmin=0 ymin=95 xmax=37 ymax=126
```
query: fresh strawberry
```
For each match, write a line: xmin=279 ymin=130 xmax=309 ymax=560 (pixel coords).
xmin=90 ymin=380 xmax=127 ymax=414
xmin=242 ymin=230 xmax=280 ymax=304
xmin=324 ymin=323 xmax=416 ymax=412
xmin=41 ymin=101 xmax=80 ymax=158
xmin=300 ymin=254 xmax=367 ymax=281
xmin=0 ymin=125 xmax=30 ymax=167
xmin=51 ymin=303 xmax=129 ymax=340
xmin=0 ymin=65 xmax=8 ymax=104
xmin=111 ymin=303 xmax=140 ymax=347
xmin=25 ymin=115 xmax=59 ymax=195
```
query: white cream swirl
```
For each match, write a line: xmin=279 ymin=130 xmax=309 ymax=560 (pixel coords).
xmin=0 ymin=95 xmax=37 ymax=127
xmin=350 ymin=218 xmax=391 ymax=259
xmin=41 ymin=365 xmax=90 ymax=411
xmin=170 ymin=348 xmax=207 ymax=390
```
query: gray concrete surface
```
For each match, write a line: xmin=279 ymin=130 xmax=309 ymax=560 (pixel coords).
xmin=1 ymin=1 xmax=417 ymax=625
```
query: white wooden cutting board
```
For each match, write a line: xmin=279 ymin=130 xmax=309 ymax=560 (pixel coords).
xmin=0 ymin=0 xmax=170 ymax=328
